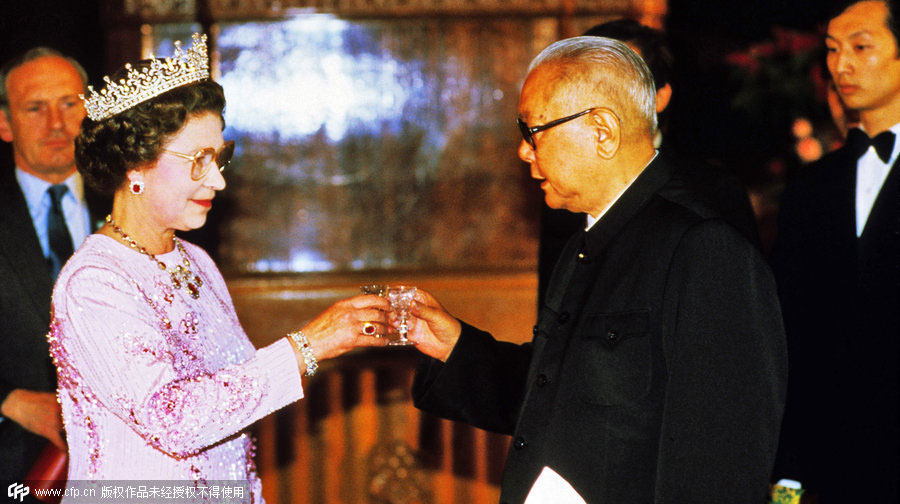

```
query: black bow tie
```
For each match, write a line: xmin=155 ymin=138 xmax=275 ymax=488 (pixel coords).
xmin=845 ymin=128 xmax=896 ymax=164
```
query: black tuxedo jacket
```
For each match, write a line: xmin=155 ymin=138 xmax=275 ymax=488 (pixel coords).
xmin=0 ymin=160 xmax=107 ymax=480
xmin=772 ymin=143 xmax=900 ymax=502
xmin=414 ymin=156 xmax=787 ymax=503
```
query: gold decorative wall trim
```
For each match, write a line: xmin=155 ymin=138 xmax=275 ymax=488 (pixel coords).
xmin=121 ymin=0 xmax=196 ymax=19
xmin=116 ymin=0 xmax=642 ymax=21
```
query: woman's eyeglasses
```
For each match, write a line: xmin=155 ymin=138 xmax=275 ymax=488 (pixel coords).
xmin=163 ymin=140 xmax=236 ymax=181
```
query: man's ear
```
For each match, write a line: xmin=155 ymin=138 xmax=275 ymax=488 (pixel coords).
xmin=590 ymin=108 xmax=620 ymax=160
xmin=655 ymin=83 xmax=672 ymax=114
xmin=0 ymin=110 xmax=14 ymax=143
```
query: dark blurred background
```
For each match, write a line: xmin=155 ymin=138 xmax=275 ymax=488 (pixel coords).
xmin=0 ymin=0 xmax=104 ymax=165
xmin=1 ymin=0 xmax=839 ymax=264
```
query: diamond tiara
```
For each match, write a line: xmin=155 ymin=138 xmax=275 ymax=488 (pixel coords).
xmin=81 ymin=33 xmax=209 ymax=121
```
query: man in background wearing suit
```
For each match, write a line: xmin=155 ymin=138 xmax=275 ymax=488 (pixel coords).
xmin=0 ymin=48 xmax=105 ymax=483
xmin=772 ymin=0 xmax=900 ymax=501
xmin=409 ymin=36 xmax=786 ymax=504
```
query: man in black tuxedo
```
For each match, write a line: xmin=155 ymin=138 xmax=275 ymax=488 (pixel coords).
xmin=0 ymin=48 xmax=106 ymax=483
xmin=537 ymin=19 xmax=760 ymax=307
xmin=408 ymin=36 xmax=786 ymax=504
xmin=772 ymin=1 xmax=900 ymax=501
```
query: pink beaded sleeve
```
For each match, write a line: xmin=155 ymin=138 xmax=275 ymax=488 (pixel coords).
xmin=51 ymin=258 xmax=303 ymax=459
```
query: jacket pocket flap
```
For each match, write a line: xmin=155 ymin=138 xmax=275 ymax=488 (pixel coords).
xmin=583 ymin=310 xmax=649 ymax=349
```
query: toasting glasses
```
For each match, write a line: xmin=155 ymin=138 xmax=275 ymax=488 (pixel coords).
xmin=360 ymin=284 xmax=417 ymax=346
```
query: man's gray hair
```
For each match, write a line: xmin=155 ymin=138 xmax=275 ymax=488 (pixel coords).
xmin=528 ymin=36 xmax=658 ymax=133
xmin=0 ymin=47 xmax=88 ymax=113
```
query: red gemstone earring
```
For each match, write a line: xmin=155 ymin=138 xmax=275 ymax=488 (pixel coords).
xmin=130 ymin=180 xmax=145 ymax=195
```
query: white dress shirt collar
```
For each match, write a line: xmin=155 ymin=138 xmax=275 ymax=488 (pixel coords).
xmin=855 ymin=121 xmax=900 ymax=236
xmin=586 ymin=151 xmax=659 ymax=231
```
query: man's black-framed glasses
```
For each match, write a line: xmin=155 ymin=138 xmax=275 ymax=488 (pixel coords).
xmin=517 ymin=107 xmax=598 ymax=149
xmin=163 ymin=140 xmax=236 ymax=181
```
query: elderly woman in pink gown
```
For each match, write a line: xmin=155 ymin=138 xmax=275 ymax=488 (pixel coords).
xmin=47 ymin=34 xmax=389 ymax=501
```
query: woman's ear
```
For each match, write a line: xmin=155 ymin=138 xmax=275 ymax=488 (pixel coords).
xmin=124 ymin=167 xmax=147 ymax=195
xmin=590 ymin=108 xmax=620 ymax=160
xmin=126 ymin=168 xmax=143 ymax=185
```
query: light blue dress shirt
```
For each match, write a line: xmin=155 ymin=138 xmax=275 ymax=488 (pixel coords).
xmin=15 ymin=168 xmax=92 ymax=260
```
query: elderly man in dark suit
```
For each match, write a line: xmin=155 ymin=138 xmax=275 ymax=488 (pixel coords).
xmin=536 ymin=19 xmax=761 ymax=308
xmin=772 ymin=0 xmax=900 ymax=501
xmin=0 ymin=48 xmax=106 ymax=483
xmin=406 ymin=36 xmax=787 ymax=504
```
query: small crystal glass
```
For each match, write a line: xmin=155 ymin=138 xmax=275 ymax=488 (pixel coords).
xmin=386 ymin=286 xmax=417 ymax=346
xmin=359 ymin=284 xmax=417 ymax=346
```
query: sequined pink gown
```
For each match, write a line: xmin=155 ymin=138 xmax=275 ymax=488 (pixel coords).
xmin=49 ymin=234 xmax=303 ymax=502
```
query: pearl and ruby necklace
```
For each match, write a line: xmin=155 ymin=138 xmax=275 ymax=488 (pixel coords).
xmin=106 ymin=215 xmax=203 ymax=299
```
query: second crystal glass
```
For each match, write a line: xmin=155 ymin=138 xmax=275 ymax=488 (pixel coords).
xmin=360 ymin=284 xmax=417 ymax=345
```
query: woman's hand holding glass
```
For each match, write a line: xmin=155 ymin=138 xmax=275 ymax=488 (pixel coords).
xmin=359 ymin=285 xmax=421 ymax=345
xmin=289 ymin=294 xmax=391 ymax=374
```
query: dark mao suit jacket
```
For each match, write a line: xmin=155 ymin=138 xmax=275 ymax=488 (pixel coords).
xmin=413 ymin=156 xmax=788 ymax=504
xmin=0 ymin=162 xmax=106 ymax=480
xmin=772 ymin=142 xmax=900 ymax=503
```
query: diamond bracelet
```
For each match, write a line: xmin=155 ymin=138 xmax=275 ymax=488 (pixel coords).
xmin=287 ymin=330 xmax=318 ymax=377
